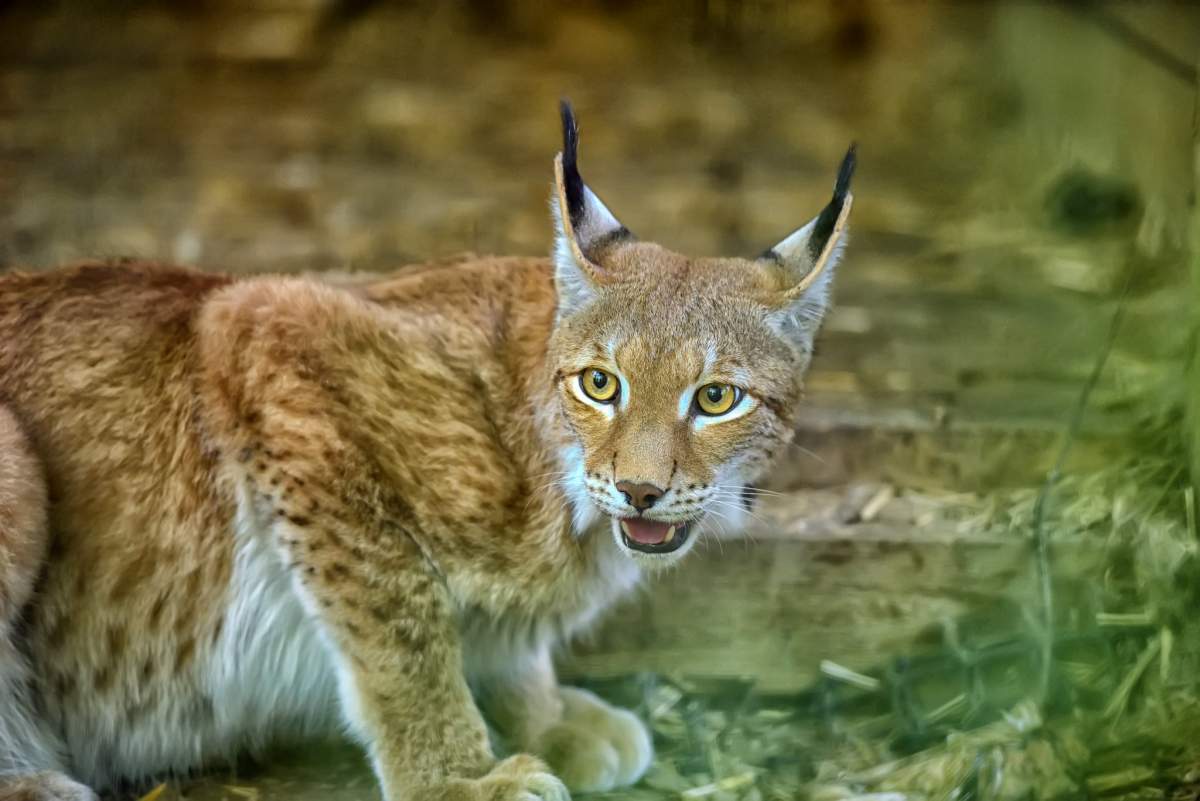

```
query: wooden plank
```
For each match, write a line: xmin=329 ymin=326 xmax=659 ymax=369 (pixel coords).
xmin=560 ymin=492 xmax=1107 ymax=694
xmin=1097 ymin=2 xmax=1200 ymax=84
xmin=1190 ymin=59 xmax=1200 ymax=501
xmin=770 ymin=425 xmax=1124 ymax=493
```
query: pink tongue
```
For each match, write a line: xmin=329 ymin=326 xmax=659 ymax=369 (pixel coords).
xmin=623 ymin=519 xmax=671 ymax=544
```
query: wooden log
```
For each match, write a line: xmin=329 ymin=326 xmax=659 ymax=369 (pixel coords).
xmin=1191 ymin=53 xmax=1200 ymax=506
xmin=561 ymin=496 xmax=1107 ymax=695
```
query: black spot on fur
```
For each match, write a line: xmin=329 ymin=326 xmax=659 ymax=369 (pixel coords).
xmin=808 ymin=143 xmax=858 ymax=261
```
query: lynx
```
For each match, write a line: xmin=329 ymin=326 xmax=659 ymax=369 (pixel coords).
xmin=0 ymin=102 xmax=854 ymax=801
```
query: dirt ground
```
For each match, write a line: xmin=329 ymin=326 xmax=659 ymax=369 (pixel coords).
xmin=1 ymin=1 xmax=1197 ymax=799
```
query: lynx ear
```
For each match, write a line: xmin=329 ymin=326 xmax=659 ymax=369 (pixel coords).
xmin=551 ymin=100 xmax=633 ymax=317
xmin=761 ymin=144 xmax=856 ymax=351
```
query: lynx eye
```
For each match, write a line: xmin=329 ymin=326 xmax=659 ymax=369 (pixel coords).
xmin=695 ymin=383 xmax=740 ymax=416
xmin=580 ymin=368 xmax=619 ymax=403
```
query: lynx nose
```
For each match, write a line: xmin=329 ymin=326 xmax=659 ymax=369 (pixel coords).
xmin=615 ymin=481 xmax=663 ymax=513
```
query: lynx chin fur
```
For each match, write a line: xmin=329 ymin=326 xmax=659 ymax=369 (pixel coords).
xmin=0 ymin=101 xmax=855 ymax=801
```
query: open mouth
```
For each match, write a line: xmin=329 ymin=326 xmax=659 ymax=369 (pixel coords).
xmin=618 ymin=518 xmax=692 ymax=554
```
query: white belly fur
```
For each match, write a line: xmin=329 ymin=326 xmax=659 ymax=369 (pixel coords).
xmin=205 ymin=488 xmax=342 ymax=752
xmin=66 ymin=488 xmax=340 ymax=787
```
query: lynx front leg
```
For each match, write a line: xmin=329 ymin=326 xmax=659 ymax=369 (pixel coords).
xmin=478 ymin=649 xmax=653 ymax=793
xmin=273 ymin=509 xmax=567 ymax=801
xmin=203 ymin=292 xmax=566 ymax=799
xmin=0 ymin=407 xmax=96 ymax=801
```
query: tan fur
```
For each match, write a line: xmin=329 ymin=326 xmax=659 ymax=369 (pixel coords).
xmin=0 ymin=127 xmax=850 ymax=800
xmin=0 ymin=407 xmax=47 ymax=634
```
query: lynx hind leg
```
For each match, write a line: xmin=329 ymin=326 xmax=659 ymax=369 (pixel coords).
xmin=0 ymin=407 xmax=91 ymax=800
xmin=0 ymin=405 xmax=48 ymax=633
xmin=0 ymin=772 xmax=97 ymax=801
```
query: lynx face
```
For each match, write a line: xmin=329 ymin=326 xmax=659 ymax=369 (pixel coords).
xmin=548 ymin=103 xmax=855 ymax=566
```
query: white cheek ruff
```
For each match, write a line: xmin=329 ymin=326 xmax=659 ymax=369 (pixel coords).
xmin=558 ymin=443 xmax=603 ymax=535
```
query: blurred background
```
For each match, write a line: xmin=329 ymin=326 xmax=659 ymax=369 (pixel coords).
xmin=1 ymin=1 xmax=1198 ymax=799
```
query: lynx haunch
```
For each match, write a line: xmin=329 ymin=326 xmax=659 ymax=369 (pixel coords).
xmin=0 ymin=103 xmax=855 ymax=801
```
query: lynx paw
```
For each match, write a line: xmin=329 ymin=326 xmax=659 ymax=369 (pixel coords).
xmin=0 ymin=772 xmax=98 ymax=801
xmin=484 ymin=754 xmax=570 ymax=801
xmin=536 ymin=688 xmax=653 ymax=792
xmin=413 ymin=754 xmax=569 ymax=801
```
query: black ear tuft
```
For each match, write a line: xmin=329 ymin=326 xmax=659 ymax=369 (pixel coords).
xmin=559 ymin=99 xmax=585 ymax=227
xmin=832 ymin=142 xmax=857 ymax=207
xmin=808 ymin=142 xmax=857 ymax=261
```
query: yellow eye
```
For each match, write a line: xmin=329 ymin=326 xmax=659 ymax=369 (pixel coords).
xmin=580 ymin=368 xmax=619 ymax=403
xmin=695 ymin=383 xmax=740 ymax=416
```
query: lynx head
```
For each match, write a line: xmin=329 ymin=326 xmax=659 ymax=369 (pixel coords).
xmin=548 ymin=101 xmax=855 ymax=567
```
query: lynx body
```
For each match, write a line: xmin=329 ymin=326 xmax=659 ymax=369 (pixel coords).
xmin=0 ymin=105 xmax=854 ymax=801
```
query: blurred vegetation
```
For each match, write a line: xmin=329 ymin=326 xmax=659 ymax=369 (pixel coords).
xmin=0 ymin=1 xmax=1197 ymax=800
